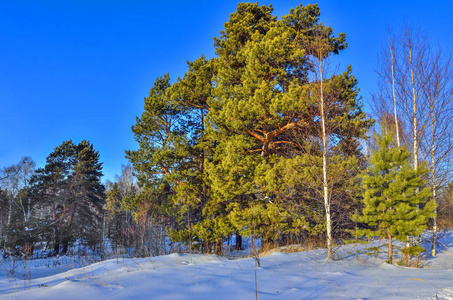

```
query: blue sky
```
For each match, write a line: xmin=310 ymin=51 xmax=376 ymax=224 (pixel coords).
xmin=1 ymin=0 xmax=451 ymax=181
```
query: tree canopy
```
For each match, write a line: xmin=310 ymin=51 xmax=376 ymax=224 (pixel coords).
xmin=126 ymin=3 xmax=372 ymax=254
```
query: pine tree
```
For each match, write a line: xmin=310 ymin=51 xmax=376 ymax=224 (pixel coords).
xmin=126 ymin=59 xmax=216 ymax=253
xmin=32 ymin=140 xmax=105 ymax=255
xmin=353 ymin=128 xmax=435 ymax=264
xmin=126 ymin=3 xmax=372 ymax=254
xmin=207 ymin=3 xmax=371 ymax=251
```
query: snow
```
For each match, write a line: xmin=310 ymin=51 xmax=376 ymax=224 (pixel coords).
xmin=1 ymin=231 xmax=453 ymax=299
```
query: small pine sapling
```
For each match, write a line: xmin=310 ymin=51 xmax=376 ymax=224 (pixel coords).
xmin=353 ymin=128 xmax=435 ymax=265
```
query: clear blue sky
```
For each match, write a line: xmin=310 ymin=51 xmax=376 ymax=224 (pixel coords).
xmin=1 ymin=0 xmax=451 ymax=182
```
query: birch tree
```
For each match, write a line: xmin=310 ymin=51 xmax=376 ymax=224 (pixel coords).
xmin=0 ymin=157 xmax=35 ymax=227
xmin=374 ymin=26 xmax=453 ymax=255
xmin=306 ymin=27 xmax=335 ymax=259
xmin=423 ymin=50 xmax=453 ymax=255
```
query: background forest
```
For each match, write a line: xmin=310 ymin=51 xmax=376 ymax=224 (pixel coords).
xmin=1 ymin=3 xmax=453 ymax=267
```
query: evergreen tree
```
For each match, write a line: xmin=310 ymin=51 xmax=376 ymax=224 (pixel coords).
xmin=353 ymin=128 xmax=435 ymax=264
xmin=207 ymin=3 xmax=371 ymax=250
xmin=126 ymin=3 xmax=372 ymax=254
xmin=105 ymin=182 xmax=124 ymax=244
xmin=126 ymin=61 xmax=217 ymax=253
xmin=32 ymin=140 xmax=105 ymax=255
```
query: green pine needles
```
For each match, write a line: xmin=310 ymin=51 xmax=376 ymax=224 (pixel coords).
xmin=126 ymin=2 xmax=372 ymax=254
xmin=353 ymin=128 xmax=435 ymax=264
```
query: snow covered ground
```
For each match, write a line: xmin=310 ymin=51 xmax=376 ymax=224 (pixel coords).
xmin=1 ymin=231 xmax=453 ymax=299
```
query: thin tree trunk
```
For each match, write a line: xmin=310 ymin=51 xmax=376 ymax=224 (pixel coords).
xmin=405 ymin=237 xmax=410 ymax=266
xmin=388 ymin=233 xmax=393 ymax=264
xmin=7 ymin=197 xmax=11 ymax=227
xmin=409 ymin=41 xmax=418 ymax=170
xmin=389 ymin=31 xmax=400 ymax=147
xmin=431 ymin=183 xmax=437 ymax=256
xmin=430 ymin=102 xmax=437 ymax=256
xmin=408 ymin=34 xmax=419 ymax=249
xmin=52 ymin=202 xmax=60 ymax=255
xmin=27 ymin=196 xmax=31 ymax=223
xmin=319 ymin=54 xmax=332 ymax=260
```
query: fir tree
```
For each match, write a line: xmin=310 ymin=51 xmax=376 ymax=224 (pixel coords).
xmin=353 ymin=128 xmax=435 ymax=264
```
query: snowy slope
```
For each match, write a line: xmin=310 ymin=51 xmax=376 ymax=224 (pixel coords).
xmin=1 ymin=232 xmax=453 ymax=299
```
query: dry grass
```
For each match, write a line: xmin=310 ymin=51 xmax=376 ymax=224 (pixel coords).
xmin=260 ymin=244 xmax=306 ymax=257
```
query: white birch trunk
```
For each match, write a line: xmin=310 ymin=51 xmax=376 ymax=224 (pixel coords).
xmin=319 ymin=56 xmax=332 ymax=260
xmin=431 ymin=179 xmax=437 ymax=256
xmin=409 ymin=35 xmax=420 ymax=249
xmin=389 ymin=32 xmax=400 ymax=147
xmin=409 ymin=44 xmax=418 ymax=170
xmin=7 ymin=198 xmax=11 ymax=227
xmin=431 ymin=113 xmax=437 ymax=256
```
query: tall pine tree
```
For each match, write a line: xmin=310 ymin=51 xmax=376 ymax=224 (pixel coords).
xmin=207 ymin=3 xmax=371 ymax=251
xmin=32 ymin=140 xmax=105 ymax=255
xmin=126 ymin=3 xmax=372 ymax=254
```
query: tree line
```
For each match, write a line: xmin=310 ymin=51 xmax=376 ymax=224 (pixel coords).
xmin=1 ymin=3 xmax=452 ymax=263
xmin=122 ymin=3 xmax=453 ymax=262
xmin=0 ymin=141 xmax=105 ymax=256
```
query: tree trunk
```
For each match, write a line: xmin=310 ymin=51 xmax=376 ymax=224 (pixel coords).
xmin=409 ymin=34 xmax=420 ymax=249
xmin=408 ymin=33 xmax=418 ymax=171
xmin=405 ymin=238 xmax=410 ymax=266
xmin=26 ymin=196 xmax=31 ymax=223
xmin=319 ymin=55 xmax=332 ymax=260
xmin=7 ymin=197 xmax=11 ymax=227
xmin=235 ymin=233 xmax=242 ymax=251
xmin=214 ymin=239 xmax=222 ymax=256
xmin=388 ymin=233 xmax=393 ymax=264
xmin=54 ymin=242 xmax=60 ymax=256
xmin=52 ymin=202 xmax=60 ymax=255
xmin=389 ymin=31 xmax=400 ymax=147
xmin=432 ymin=183 xmax=437 ymax=256
xmin=431 ymin=111 xmax=437 ymax=256
xmin=61 ymin=240 xmax=69 ymax=255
